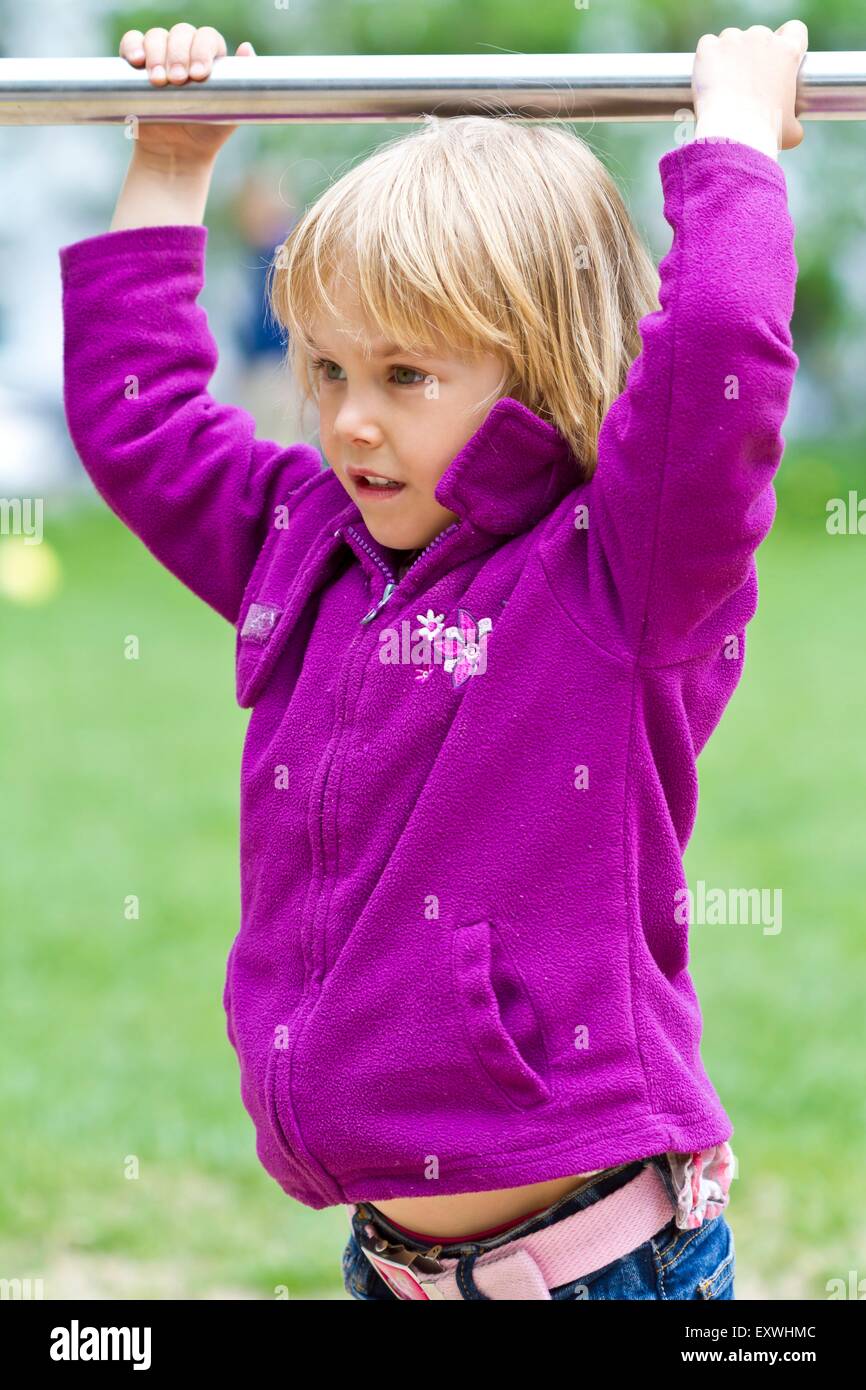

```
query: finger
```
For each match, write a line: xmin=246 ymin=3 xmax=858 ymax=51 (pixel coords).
xmin=695 ymin=33 xmax=719 ymax=54
xmin=143 ymin=27 xmax=169 ymax=84
xmin=235 ymin=42 xmax=256 ymax=56
xmin=776 ymin=19 xmax=809 ymax=55
xmin=782 ymin=116 xmax=805 ymax=151
xmin=165 ymin=21 xmax=198 ymax=83
xmin=119 ymin=30 xmax=146 ymax=65
xmin=189 ymin=25 xmax=228 ymax=80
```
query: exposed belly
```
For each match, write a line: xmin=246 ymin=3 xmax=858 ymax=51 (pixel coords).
xmin=367 ymin=1171 xmax=607 ymax=1239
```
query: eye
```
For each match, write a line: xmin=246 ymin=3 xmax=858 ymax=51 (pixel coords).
xmin=392 ymin=366 xmax=427 ymax=386
xmin=309 ymin=358 xmax=428 ymax=386
xmin=310 ymin=357 xmax=345 ymax=382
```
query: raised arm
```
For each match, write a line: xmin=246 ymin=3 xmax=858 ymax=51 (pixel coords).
xmin=570 ymin=23 xmax=805 ymax=667
xmin=60 ymin=223 xmax=322 ymax=626
xmin=582 ymin=135 xmax=799 ymax=666
xmin=59 ymin=23 xmax=322 ymax=626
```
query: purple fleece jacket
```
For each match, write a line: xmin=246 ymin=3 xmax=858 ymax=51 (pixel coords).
xmin=59 ymin=137 xmax=798 ymax=1209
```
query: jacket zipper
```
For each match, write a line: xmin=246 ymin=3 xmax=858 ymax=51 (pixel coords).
xmin=308 ymin=516 xmax=463 ymax=972
xmin=307 ymin=516 xmax=463 ymax=983
xmin=338 ymin=521 xmax=460 ymax=624
xmin=283 ymin=516 xmax=462 ymax=1199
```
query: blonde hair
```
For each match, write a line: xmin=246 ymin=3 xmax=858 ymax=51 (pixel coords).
xmin=268 ymin=115 xmax=660 ymax=478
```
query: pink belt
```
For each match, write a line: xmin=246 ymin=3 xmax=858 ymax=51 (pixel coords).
xmin=357 ymin=1162 xmax=676 ymax=1300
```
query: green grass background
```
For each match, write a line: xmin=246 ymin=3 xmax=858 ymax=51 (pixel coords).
xmin=1 ymin=449 xmax=864 ymax=1299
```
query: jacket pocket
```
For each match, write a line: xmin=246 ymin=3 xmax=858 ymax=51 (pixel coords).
xmin=451 ymin=919 xmax=551 ymax=1110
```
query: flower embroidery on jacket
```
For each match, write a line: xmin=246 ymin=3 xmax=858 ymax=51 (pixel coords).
xmin=438 ymin=610 xmax=492 ymax=686
xmin=414 ymin=609 xmax=445 ymax=641
xmin=411 ymin=610 xmax=444 ymax=682
xmin=410 ymin=607 xmax=493 ymax=688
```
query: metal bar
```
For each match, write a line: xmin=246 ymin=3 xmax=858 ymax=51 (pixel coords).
xmin=0 ymin=52 xmax=865 ymax=125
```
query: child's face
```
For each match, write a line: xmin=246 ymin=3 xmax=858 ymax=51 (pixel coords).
xmin=309 ymin=287 xmax=506 ymax=555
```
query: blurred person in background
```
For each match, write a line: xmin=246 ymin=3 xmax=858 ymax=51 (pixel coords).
xmin=228 ymin=168 xmax=308 ymax=446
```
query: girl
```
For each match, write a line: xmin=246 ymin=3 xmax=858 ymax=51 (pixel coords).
xmin=59 ymin=19 xmax=807 ymax=1300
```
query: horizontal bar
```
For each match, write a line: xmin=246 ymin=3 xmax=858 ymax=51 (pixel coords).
xmin=0 ymin=52 xmax=865 ymax=125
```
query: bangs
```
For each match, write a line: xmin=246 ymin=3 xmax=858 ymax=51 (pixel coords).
xmin=269 ymin=143 xmax=511 ymax=378
xmin=267 ymin=115 xmax=660 ymax=473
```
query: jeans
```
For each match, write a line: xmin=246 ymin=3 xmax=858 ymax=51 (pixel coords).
xmin=341 ymin=1155 xmax=736 ymax=1300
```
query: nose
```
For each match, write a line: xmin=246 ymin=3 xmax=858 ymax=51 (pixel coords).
xmin=332 ymin=394 xmax=384 ymax=448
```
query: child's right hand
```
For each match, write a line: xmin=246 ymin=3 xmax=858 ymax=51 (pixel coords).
xmin=119 ymin=22 xmax=255 ymax=165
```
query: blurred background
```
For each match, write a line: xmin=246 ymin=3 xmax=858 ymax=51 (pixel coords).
xmin=0 ymin=0 xmax=863 ymax=1300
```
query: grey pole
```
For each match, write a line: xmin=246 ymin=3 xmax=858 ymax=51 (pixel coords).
xmin=0 ymin=52 xmax=864 ymax=125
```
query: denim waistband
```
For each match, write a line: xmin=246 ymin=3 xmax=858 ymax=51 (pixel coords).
xmin=352 ymin=1154 xmax=672 ymax=1259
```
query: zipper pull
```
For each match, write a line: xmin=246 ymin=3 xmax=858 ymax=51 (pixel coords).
xmin=361 ymin=581 xmax=396 ymax=625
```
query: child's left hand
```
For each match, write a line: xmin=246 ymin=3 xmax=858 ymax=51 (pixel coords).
xmin=692 ymin=20 xmax=809 ymax=153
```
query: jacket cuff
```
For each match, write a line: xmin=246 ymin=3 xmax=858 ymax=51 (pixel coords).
xmin=59 ymin=223 xmax=208 ymax=287
xmin=659 ymin=135 xmax=788 ymax=196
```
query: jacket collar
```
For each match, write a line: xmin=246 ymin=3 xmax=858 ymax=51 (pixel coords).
xmin=338 ymin=395 xmax=579 ymax=544
xmin=432 ymin=395 xmax=579 ymax=535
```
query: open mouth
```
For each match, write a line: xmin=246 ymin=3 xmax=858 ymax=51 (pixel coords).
xmin=352 ymin=474 xmax=406 ymax=498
